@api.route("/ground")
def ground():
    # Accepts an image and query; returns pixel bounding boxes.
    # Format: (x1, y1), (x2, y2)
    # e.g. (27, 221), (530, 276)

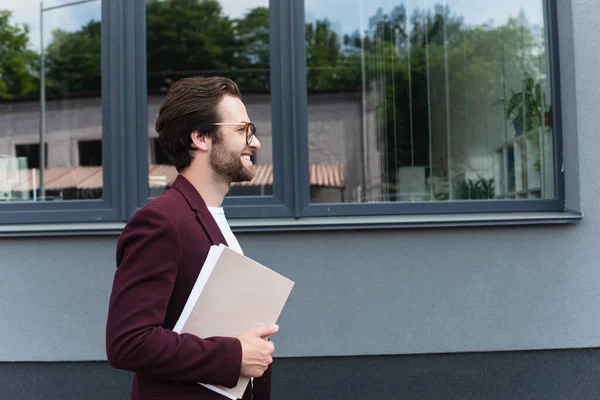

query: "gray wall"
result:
(0, 222), (598, 362)
(1, 0), (599, 365)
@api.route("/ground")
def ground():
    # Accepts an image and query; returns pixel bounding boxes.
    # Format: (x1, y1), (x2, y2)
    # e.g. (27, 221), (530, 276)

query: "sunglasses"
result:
(212, 122), (257, 146)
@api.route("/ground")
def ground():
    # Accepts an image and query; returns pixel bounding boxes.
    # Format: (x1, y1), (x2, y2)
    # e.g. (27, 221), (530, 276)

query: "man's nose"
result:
(250, 136), (262, 150)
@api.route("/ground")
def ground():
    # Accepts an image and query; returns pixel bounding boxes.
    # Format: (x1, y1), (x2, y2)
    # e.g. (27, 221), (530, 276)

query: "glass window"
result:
(0, 0), (102, 202)
(304, 0), (554, 204)
(150, 138), (170, 165)
(15, 143), (48, 169)
(78, 140), (101, 166)
(146, 0), (273, 198)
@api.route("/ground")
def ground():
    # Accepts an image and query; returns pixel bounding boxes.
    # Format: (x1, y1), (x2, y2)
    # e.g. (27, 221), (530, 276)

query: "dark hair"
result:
(155, 76), (242, 172)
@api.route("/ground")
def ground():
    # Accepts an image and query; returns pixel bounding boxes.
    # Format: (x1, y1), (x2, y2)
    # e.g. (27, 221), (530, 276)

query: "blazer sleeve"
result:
(105, 206), (242, 388)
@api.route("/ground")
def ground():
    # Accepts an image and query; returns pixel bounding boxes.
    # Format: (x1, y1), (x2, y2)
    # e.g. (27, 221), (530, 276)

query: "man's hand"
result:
(237, 325), (279, 378)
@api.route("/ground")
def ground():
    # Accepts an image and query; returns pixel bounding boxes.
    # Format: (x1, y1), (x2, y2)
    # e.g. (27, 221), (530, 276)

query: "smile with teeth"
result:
(242, 155), (253, 163)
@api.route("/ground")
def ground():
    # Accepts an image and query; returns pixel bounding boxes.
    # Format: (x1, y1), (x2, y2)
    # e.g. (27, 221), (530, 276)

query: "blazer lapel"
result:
(195, 208), (228, 247)
(171, 174), (228, 246)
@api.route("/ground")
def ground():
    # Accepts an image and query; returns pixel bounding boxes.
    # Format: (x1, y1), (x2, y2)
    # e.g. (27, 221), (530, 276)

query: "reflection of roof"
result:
(3, 163), (345, 191)
(309, 163), (345, 187)
(6, 166), (101, 191)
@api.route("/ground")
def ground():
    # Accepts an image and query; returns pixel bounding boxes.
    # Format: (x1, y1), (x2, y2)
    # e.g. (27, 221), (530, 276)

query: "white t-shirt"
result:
(208, 207), (243, 255)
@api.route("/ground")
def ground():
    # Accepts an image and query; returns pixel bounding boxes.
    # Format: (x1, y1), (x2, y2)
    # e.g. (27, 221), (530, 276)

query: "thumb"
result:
(254, 324), (279, 337)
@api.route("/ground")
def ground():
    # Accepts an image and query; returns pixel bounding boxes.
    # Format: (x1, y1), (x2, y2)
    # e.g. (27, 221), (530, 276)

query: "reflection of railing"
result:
(0, 156), (26, 200)
(494, 127), (554, 199)
(39, 0), (101, 199)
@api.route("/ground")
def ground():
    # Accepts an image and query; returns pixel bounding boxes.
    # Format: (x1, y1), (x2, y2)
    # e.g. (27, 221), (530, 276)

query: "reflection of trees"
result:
(0, 1), (273, 99)
(0, 10), (39, 99)
(147, 0), (236, 92)
(0, 2), (544, 96)
(147, 0), (271, 92)
(0, 1), (547, 200)
(45, 21), (102, 97)
(303, 5), (545, 200)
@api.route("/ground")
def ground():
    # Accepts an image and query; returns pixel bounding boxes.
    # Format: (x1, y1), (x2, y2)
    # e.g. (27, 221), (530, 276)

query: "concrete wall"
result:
(0, 219), (598, 362)
(0, 0), (598, 373)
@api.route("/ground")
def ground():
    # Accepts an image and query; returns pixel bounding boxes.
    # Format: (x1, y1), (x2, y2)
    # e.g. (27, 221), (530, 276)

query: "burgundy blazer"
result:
(106, 175), (272, 400)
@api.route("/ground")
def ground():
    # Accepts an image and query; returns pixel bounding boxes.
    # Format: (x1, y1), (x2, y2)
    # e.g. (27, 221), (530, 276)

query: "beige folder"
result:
(173, 244), (295, 399)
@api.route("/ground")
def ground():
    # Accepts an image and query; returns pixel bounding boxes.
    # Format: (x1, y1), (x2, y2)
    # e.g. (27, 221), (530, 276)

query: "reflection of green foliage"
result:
(435, 191), (449, 201)
(0, 1), (275, 98)
(146, 1), (272, 92)
(45, 21), (102, 97)
(0, 0), (546, 134)
(455, 177), (495, 200)
(321, 5), (544, 194)
(0, 10), (39, 99)
(505, 73), (545, 132)
(234, 6), (270, 89)
(146, 0), (237, 92)
(434, 175), (496, 200)
(147, 1), (276, 92)
(434, 177), (495, 200)
(0, 1), (546, 202)
(306, 20), (342, 90)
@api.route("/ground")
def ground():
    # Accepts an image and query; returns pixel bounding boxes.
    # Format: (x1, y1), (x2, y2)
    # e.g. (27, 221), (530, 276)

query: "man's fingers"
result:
(254, 324), (279, 337)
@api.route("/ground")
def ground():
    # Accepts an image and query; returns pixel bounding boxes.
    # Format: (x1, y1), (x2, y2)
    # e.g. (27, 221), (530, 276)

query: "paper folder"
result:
(173, 244), (295, 399)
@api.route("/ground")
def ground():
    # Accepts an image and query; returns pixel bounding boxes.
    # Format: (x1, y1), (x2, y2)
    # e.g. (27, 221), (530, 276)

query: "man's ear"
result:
(190, 131), (210, 152)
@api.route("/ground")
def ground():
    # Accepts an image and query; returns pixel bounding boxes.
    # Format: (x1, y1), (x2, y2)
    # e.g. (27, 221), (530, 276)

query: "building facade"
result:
(1, 0), (599, 398)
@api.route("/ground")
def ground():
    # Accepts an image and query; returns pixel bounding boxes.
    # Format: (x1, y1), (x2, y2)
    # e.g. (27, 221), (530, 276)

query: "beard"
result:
(210, 143), (254, 183)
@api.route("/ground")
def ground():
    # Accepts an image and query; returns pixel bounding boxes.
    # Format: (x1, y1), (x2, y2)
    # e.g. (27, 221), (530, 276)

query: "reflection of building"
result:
(0, 76), (556, 204)
(1, 78), (557, 203)
(0, 163), (345, 201)
(0, 92), (379, 202)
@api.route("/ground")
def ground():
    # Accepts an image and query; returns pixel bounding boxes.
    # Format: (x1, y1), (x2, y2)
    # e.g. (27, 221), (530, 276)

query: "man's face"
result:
(210, 95), (261, 183)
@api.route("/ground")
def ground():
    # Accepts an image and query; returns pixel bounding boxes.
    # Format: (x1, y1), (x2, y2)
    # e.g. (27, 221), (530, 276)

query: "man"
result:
(106, 76), (278, 400)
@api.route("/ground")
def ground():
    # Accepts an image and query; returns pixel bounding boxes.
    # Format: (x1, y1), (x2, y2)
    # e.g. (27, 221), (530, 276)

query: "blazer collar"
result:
(171, 174), (228, 246)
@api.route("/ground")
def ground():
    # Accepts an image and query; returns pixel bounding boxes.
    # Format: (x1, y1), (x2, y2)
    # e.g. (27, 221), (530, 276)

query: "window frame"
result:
(293, 0), (567, 218)
(0, 0), (128, 224)
(133, 0), (297, 220)
(14, 143), (49, 170)
(0, 0), (581, 232)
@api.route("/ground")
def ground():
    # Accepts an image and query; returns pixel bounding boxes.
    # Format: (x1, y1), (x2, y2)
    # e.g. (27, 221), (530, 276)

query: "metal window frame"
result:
(0, 0), (581, 232)
(133, 0), (296, 219)
(293, 0), (568, 219)
(0, 0), (128, 224)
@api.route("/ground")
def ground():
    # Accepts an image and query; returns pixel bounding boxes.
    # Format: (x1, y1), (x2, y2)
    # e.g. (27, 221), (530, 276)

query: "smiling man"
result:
(106, 77), (278, 400)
